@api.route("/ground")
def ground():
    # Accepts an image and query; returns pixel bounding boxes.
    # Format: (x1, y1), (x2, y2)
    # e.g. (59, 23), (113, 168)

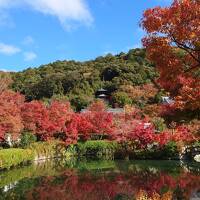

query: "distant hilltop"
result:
(10, 48), (159, 111)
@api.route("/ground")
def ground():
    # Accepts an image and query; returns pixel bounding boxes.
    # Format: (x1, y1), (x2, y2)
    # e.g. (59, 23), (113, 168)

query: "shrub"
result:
(161, 141), (179, 159)
(152, 117), (167, 132)
(65, 144), (78, 158)
(77, 140), (118, 159)
(131, 141), (178, 160)
(70, 95), (93, 112)
(143, 104), (161, 118)
(0, 148), (34, 170)
(154, 89), (166, 103)
(112, 91), (132, 107)
(133, 148), (159, 160)
(19, 132), (37, 148)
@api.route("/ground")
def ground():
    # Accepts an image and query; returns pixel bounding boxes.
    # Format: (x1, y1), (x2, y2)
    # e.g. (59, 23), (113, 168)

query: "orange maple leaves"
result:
(141, 0), (200, 111)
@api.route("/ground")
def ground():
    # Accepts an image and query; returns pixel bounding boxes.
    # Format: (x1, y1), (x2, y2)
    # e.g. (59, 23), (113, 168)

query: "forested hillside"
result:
(11, 48), (158, 110)
(0, 0), (199, 175)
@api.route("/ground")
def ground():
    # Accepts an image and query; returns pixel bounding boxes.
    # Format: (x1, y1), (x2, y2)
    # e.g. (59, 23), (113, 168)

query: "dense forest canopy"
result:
(11, 48), (158, 110)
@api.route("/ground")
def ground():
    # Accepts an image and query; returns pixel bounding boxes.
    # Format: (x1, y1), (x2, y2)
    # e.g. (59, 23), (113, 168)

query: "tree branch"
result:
(171, 35), (200, 70)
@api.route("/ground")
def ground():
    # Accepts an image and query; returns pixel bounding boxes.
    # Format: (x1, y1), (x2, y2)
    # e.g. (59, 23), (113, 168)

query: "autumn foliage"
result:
(141, 0), (200, 111)
(119, 83), (158, 103)
(0, 90), (24, 141)
(0, 90), (197, 148)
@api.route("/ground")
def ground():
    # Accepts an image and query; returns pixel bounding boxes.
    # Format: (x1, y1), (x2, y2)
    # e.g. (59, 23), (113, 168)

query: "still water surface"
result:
(0, 159), (200, 200)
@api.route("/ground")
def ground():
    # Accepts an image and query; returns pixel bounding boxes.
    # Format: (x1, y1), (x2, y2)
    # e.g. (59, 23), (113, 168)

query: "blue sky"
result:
(0, 0), (172, 72)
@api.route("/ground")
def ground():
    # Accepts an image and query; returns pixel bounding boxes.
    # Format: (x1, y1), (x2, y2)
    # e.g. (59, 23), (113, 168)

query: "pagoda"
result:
(95, 88), (110, 103)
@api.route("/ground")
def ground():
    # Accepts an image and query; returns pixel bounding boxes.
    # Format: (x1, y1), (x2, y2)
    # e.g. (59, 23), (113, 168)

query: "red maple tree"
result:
(141, 0), (200, 111)
(0, 90), (24, 141)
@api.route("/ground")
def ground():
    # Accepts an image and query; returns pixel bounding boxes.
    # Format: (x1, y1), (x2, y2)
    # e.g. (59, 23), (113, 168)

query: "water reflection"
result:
(0, 160), (200, 200)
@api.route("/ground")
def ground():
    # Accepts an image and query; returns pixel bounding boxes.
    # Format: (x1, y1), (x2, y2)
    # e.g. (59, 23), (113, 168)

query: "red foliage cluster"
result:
(171, 126), (195, 144)
(141, 0), (200, 111)
(112, 119), (156, 148)
(0, 90), (24, 141)
(175, 76), (200, 110)
(113, 121), (165, 149)
(64, 113), (93, 145)
(112, 114), (195, 149)
(21, 100), (73, 141)
(86, 111), (114, 136)
(0, 90), (196, 147)
(154, 126), (195, 147)
(21, 101), (49, 139)
(159, 104), (177, 117)
(0, 127), (5, 142)
(0, 92), (115, 145)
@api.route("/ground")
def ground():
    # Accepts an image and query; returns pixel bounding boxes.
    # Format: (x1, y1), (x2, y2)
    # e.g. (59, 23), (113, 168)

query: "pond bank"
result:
(0, 140), (200, 170)
(72, 140), (200, 162)
(0, 141), (68, 170)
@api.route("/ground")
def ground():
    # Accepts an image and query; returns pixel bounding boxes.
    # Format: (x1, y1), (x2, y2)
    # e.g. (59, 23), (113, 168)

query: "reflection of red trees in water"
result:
(26, 169), (200, 200)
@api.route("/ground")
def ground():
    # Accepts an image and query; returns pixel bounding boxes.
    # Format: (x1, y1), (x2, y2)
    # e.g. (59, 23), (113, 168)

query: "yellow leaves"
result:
(136, 190), (173, 200)
(190, 32), (196, 39)
(194, 41), (200, 50)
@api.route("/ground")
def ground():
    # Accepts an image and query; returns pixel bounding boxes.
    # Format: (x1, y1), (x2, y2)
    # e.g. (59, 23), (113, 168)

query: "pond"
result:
(0, 159), (200, 200)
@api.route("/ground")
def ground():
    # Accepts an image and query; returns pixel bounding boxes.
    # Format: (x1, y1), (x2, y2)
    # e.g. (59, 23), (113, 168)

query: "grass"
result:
(0, 148), (34, 170)
(0, 140), (67, 170)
